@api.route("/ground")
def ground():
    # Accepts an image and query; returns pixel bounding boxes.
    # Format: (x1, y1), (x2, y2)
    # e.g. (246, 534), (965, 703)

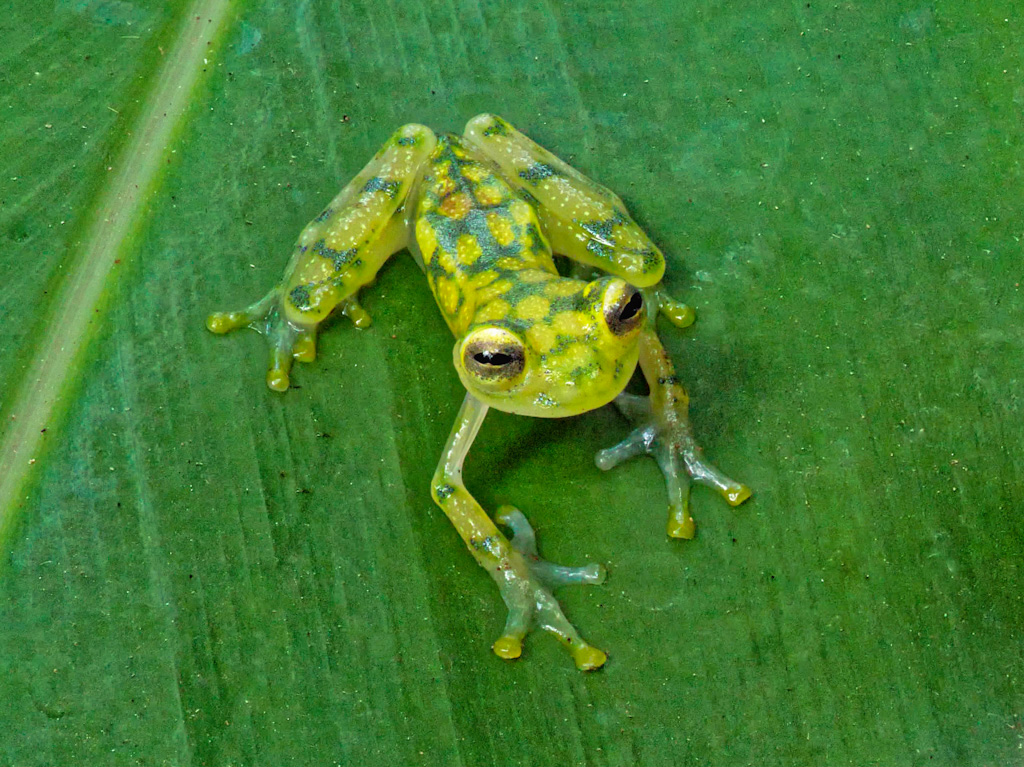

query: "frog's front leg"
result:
(596, 327), (750, 539)
(206, 123), (437, 390)
(433, 394), (608, 670)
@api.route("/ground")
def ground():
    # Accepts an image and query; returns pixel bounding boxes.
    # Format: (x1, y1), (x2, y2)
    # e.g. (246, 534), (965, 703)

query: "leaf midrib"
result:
(0, 0), (233, 552)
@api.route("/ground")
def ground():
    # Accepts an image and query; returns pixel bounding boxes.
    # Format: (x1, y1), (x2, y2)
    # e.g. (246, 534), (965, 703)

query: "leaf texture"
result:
(1, 1), (1022, 765)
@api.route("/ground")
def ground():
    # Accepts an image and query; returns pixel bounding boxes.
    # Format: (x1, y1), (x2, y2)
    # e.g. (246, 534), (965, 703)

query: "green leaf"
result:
(1, 1), (1022, 765)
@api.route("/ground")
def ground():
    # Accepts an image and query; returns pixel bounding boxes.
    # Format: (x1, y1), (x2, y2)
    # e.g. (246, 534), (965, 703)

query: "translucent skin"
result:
(411, 133), (646, 416)
(206, 114), (750, 670)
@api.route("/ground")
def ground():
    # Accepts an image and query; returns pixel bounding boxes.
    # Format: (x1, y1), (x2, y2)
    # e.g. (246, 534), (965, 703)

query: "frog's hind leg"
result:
(464, 113), (666, 288)
(433, 394), (609, 671)
(464, 113), (697, 327)
(206, 286), (306, 390)
(595, 329), (750, 539)
(206, 286), (278, 335)
(496, 506), (606, 586)
(206, 123), (438, 391)
(492, 506), (607, 666)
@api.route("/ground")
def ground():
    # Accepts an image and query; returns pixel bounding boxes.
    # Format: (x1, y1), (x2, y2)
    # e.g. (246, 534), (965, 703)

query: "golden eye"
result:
(603, 284), (644, 336)
(462, 327), (526, 383)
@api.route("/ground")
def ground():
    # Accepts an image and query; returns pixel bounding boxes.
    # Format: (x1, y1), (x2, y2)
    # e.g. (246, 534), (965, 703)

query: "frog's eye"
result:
(603, 283), (645, 336)
(461, 327), (526, 385)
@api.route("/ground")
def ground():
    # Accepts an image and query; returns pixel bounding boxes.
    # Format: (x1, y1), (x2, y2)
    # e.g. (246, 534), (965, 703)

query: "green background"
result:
(2, 0), (1022, 764)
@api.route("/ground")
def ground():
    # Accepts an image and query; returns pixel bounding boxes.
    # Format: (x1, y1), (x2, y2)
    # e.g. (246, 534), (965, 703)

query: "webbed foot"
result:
(490, 506), (608, 670)
(206, 290), (371, 391)
(596, 393), (750, 539)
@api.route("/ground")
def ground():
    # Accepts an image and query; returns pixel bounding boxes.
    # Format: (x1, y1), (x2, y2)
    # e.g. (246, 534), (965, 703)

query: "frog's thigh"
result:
(220, 124), (436, 392)
(463, 113), (664, 287)
(283, 123), (437, 327)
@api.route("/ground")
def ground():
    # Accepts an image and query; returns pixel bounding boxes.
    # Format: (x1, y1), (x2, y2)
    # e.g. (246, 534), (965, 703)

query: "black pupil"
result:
(618, 291), (643, 322)
(474, 350), (513, 366)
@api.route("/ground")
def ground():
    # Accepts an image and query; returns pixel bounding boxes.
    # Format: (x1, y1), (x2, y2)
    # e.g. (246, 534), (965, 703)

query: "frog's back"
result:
(414, 134), (558, 334)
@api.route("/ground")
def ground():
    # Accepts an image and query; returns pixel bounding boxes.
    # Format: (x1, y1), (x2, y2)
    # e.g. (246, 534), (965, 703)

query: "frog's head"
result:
(453, 277), (644, 417)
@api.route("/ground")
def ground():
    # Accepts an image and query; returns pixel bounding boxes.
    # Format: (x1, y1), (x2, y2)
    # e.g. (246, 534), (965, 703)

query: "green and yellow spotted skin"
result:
(464, 114), (666, 287)
(206, 114), (750, 670)
(414, 133), (557, 333)
(207, 117), (658, 402)
(281, 124), (437, 327)
(415, 134), (641, 416)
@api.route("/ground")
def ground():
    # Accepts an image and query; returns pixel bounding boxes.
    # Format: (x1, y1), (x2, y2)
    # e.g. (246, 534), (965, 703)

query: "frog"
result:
(206, 114), (750, 670)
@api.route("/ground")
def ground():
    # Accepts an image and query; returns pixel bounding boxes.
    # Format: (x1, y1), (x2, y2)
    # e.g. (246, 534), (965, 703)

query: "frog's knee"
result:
(393, 123), (435, 148)
(464, 113), (512, 138)
(430, 477), (457, 506)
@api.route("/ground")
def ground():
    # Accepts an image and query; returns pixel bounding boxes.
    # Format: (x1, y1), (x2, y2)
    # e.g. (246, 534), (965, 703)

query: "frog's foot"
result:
(206, 288), (320, 392)
(595, 394), (750, 539)
(490, 505), (608, 671)
(643, 286), (696, 329)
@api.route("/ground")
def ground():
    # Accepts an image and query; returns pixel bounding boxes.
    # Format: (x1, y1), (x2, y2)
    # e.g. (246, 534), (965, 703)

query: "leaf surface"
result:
(1, 2), (1021, 765)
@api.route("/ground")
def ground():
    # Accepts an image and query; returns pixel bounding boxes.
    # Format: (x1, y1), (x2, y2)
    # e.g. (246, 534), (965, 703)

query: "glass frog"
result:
(206, 114), (750, 670)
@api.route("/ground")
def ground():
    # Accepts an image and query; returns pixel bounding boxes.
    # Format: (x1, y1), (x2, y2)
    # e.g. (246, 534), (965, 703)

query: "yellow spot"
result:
(551, 310), (590, 336)
(453, 302), (473, 331)
(514, 295), (550, 322)
(461, 163), (489, 183)
(509, 200), (533, 225)
(439, 192), (472, 219)
(525, 324), (557, 355)
(416, 219), (439, 258)
(545, 279), (585, 298)
(436, 245), (458, 278)
(487, 212), (516, 247)
(518, 269), (553, 284)
(470, 270), (499, 290)
(494, 256), (526, 271)
(431, 175), (456, 200)
(518, 250), (553, 271)
(436, 276), (461, 317)
(475, 278), (513, 304)
(474, 299), (511, 323)
(475, 182), (505, 206)
(456, 234), (483, 266)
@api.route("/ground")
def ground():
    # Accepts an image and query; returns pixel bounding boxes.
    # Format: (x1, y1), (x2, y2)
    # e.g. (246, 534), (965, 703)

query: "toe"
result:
(570, 641), (607, 671)
(725, 484), (752, 506)
(666, 509), (696, 539)
(493, 635), (523, 660)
